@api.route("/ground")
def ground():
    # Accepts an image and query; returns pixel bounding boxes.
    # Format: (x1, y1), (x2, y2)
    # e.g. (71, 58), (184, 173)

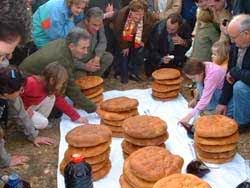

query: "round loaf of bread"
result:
(122, 115), (167, 139)
(152, 68), (180, 80)
(66, 124), (112, 147)
(75, 76), (103, 90)
(128, 146), (184, 181)
(100, 97), (139, 112)
(153, 173), (211, 188)
(152, 82), (180, 92)
(195, 115), (238, 138)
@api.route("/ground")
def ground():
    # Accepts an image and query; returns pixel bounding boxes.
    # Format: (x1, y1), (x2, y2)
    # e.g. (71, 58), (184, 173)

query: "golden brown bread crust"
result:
(101, 121), (124, 132)
(196, 143), (237, 153)
(122, 115), (167, 139)
(75, 76), (103, 90)
(123, 151), (129, 160)
(65, 142), (111, 159)
(100, 97), (139, 112)
(121, 140), (165, 155)
(195, 144), (236, 159)
(152, 82), (180, 92)
(112, 131), (124, 138)
(97, 106), (139, 121)
(82, 84), (103, 96)
(194, 132), (239, 145)
(102, 118), (124, 127)
(123, 159), (155, 188)
(129, 146), (184, 182)
(85, 88), (104, 99)
(152, 68), (181, 80)
(124, 133), (168, 146)
(195, 115), (238, 138)
(66, 124), (112, 147)
(155, 78), (182, 85)
(91, 158), (109, 172)
(119, 175), (135, 188)
(89, 94), (103, 104)
(92, 159), (111, 181)
(152, 96), (178, 101)
(197, 152), (235, 164)
(63, 147), (110, 165)
(153, 173), (211, 188)
(152, 90), (179, 99)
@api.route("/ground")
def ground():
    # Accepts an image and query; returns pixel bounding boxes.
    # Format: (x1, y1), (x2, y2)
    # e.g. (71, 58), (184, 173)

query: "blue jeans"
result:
(196, 82), (222, 111)
(227, 81), (250, 126)
(116, 47), (144, 83)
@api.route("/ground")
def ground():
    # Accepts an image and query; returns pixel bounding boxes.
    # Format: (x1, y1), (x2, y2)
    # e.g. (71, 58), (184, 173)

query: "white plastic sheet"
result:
(57, 89), (248, 188)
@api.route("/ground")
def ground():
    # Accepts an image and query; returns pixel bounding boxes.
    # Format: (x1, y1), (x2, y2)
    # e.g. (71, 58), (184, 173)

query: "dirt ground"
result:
(1, 72), (250, 188)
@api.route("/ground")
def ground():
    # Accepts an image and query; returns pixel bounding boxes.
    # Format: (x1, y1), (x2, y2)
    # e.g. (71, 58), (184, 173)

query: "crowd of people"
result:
(0, 0), (250, 175)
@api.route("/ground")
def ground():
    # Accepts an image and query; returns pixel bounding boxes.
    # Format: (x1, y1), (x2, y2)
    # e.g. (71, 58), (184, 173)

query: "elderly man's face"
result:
(0, 37), (20, 63)
(227, 22), (250, 49)
(208, 0), (225, 11)
(69, 39), (90, 59)
(85, 18), (103, 35)
(166, 19), (179, 35)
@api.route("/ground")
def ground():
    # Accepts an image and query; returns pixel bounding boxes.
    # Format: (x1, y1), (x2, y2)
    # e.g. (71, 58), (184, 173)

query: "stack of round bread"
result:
(121, 115), (168, 159)
(75, 76), (104, 105)
(119, 146), (184, 188)
(97, 97), (139, 138)
(60, 124), (112, 181)
(194, 115), (239, 164)
(151, 68), (181, 101)
(153, 173), (211, 188)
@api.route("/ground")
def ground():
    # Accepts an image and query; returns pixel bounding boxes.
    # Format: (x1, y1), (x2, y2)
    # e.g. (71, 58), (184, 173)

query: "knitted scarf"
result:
(122, 11), (143, 48)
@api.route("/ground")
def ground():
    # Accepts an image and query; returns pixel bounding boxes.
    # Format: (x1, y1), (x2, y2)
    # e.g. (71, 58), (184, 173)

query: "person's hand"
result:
(75, 117), (88, 124)
(226, 72), (235, 85)
(172, 35), (186, 46)
(84, 59), (100, 72)
(188, 98), (198, 108)
(162, 56), (172, 64)
(180, 114), (193, 124)
(93, 56), (100, 65)
(215, 104), (227, 115)
(152, 12), (160, 20)
(105, 3), (113, 13)
(220, 22), (228, 35)
(104, 4), (114, 18)
(122, 48), (129, 56)
(33, 136), (55, 147)
(9, 155), (29, 167)
(26, 107), (34, 118)
(104, 11), (115, 19)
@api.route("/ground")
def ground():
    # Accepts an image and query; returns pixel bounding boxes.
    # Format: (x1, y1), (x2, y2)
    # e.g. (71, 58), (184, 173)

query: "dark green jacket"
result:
(19, 39), (96, 113)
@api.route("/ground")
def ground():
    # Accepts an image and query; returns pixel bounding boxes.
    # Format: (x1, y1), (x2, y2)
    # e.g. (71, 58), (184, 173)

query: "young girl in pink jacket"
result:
(180, 60), (226, 124)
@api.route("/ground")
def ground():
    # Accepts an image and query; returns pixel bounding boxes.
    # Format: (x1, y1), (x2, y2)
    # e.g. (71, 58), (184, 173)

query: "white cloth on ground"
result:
(57, 89), (248, 188)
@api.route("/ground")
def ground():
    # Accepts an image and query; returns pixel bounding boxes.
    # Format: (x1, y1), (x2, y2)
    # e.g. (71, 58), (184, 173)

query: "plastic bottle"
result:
(64, 154), (93, 188)
(3, 173), (31, 188)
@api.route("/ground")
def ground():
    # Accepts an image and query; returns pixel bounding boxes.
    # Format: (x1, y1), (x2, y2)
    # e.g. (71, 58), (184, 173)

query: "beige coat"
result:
(212, 8), (232, 42)
(159, 0), (182, 20)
